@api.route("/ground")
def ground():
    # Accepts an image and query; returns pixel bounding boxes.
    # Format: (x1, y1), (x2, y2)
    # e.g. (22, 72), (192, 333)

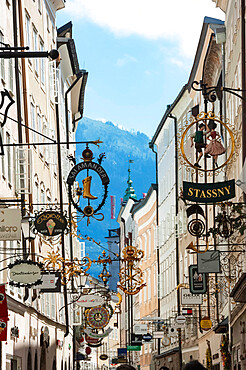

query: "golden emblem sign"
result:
(118, 245), (146, 295)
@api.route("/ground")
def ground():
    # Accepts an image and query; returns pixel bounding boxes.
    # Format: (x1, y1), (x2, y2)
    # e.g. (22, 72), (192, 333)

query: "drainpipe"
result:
(241, 0), (246, 166)
(149, 142), (160, 360)
(55, 103), (69, 337)
(168, 113), (183, 369)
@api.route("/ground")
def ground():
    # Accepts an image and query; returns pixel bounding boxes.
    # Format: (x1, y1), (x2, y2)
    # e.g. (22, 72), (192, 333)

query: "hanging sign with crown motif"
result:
(67, 147), (110, 225)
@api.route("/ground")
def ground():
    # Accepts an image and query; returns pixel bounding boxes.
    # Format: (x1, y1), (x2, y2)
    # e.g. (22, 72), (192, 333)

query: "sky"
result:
(57, 0), (224, 138)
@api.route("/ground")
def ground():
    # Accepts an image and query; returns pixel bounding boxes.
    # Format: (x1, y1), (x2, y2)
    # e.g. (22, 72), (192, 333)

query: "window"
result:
(6, 132), (11, 184)
(34, 177), (39, 210)
(51, 294), (55, 319)
(33, 27), (38, 74)
(37, 112), (42, 154)
(40, 183), (45, 205)
(8, 59), (13, 91)
(38, 0), (42, 13)
(46, 14), (50, 32)
(0, 32), (5, 80)
(148, 269), (151, 300)
(40, 40), (45, 85)
(25, 14), (31, 48)
(1, 128), (5, 178)
(30, 102), (36, 142)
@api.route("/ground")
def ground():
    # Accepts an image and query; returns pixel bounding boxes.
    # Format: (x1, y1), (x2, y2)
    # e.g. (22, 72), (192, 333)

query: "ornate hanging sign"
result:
(8, 260), (43, 287)
(183, 180), (235, 203)
(189, 265), (207, 294)
(86, 306), (110, 329)
(178, 111), (240, 176)
(67, 147), (109, 225)
(34, 211), (68, 237)
(200, 317), (212, 331)
(197, 251), (221, 274)
(118, 245), (146, 295)
(76, 294), (104, 308)
(84, 327), (113, 338)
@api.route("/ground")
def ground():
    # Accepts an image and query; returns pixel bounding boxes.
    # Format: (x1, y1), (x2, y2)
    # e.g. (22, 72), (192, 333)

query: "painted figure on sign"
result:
(190, 122), (210, 168)
(204, 127), (226, 167)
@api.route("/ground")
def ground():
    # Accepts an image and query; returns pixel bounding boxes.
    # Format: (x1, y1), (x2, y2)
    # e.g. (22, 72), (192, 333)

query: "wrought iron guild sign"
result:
(67, 147), (110, 225)
(118, 245), (146, 295)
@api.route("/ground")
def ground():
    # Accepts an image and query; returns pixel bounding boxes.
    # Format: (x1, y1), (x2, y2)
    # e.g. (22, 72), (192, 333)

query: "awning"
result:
(70, 71), (88, 125)
(214, 317), (228, 334)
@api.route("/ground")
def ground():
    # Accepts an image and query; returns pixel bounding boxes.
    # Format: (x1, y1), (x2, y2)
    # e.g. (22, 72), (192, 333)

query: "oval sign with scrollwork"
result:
(34, 211), (67, 237)
(9, 260), (42, 286)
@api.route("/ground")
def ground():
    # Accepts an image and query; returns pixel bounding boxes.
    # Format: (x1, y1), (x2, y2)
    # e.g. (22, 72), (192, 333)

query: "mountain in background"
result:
(75, 117), (155, 279)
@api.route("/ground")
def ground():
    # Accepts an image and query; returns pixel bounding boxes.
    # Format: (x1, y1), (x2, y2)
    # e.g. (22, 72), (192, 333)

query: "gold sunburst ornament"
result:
(43, 251), (91, 284)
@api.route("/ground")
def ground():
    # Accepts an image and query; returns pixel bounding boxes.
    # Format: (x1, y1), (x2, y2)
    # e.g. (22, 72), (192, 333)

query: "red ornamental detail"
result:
(0, 285), (8, 342)
(85, 346), (91, 355)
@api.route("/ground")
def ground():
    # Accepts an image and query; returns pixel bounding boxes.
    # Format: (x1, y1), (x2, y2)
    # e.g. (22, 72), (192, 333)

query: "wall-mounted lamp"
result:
(21, 216), (36, 240)
(215, 27), (226, 44)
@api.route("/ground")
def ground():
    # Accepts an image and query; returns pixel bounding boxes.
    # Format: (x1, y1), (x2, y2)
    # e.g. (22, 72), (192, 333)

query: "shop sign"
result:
(131, 333), (143, 346)
(197, 251), (221, 274)
(118, 348), (127, 358)
(152, 331), (165, 339)
(175, 315), (186, 326)
(181, 288), (203, 305)
(84, 327), (113, 338)
(182, 308), (193, 315)
(142, 333), (152, 342)
(189, 265), (207, 294)
(0, 209), (21, 240)
(135, 323), (148, 334)
(0, 317), (8, 341)
(100, 354), (108, 361)
(10, 326), (19, 338)
(34, 211), (67, 237)
(9, 260), (42, 287)
(127, 345), (141, 351)
(162, 336), (171, 347)
(200, 317), (212, 331)
(0, 285), (7, 317)
(76, 294), (104, 307)
(37, 272), (61, 293)
(183, 180), (235, 203)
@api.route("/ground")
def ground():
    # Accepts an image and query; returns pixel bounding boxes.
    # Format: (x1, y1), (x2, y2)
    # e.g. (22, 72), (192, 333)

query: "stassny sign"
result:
(183, 180), (235, 203)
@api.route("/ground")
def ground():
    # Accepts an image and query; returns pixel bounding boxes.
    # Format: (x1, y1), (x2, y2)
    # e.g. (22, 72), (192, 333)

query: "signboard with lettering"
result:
(200, 317), (212, 331)
(34, 211), (67, 237)
(197, 251), (221, 274)
(76, 294), (104, 308)
(189, 265), (207, 294)
(181, 288), (203, 305)
(36, 272), (61, 293)
(183, 180), (235, 203)
(0, 209), (21, 240)
(8, 260), (42, 287)
(134, 324), (148, 334)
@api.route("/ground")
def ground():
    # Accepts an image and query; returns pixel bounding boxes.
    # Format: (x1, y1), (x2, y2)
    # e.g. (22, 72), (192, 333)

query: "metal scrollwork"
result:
(118, 245), (146, 295)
